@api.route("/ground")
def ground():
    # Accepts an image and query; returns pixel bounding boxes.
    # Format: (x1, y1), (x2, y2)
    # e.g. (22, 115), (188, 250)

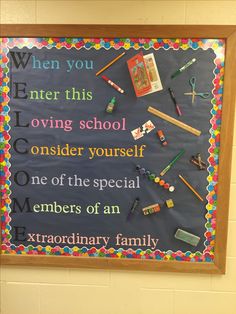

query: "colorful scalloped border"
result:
(0, 38), (225, 262)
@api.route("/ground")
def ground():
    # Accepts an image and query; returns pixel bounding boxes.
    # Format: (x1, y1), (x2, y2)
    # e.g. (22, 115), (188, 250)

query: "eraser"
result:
(174, 229), (200, 246)
(166, 199), (174, 208)
(142, 203), (160, 215)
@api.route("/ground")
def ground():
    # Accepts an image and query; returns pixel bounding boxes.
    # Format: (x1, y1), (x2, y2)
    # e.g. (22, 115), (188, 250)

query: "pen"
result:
(168, 88), (182, 116)
(160, 149), (185, 176)
(101, 75), (125, 94)
(127, 197), (140, 220)
(171, 58), (196, 79)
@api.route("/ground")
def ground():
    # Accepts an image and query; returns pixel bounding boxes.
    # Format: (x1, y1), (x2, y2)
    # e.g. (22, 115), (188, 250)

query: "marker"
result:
(96, 52), (126, 76)
(178, 174), (204, 202)
(102, 75), (124, 94)
(168, 88), (182, 116)
(127, 197), (140, 220)
(171, 58), (196, 79)
(160, 149), (185, 176)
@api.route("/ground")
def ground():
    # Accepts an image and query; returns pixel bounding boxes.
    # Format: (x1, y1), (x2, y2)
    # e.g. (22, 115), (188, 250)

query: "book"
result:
(127, 52), (163, 97)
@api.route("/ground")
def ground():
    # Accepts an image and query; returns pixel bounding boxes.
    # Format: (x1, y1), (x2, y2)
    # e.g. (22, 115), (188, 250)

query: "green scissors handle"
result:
(189, 77), (210, 98)
(195, 92), (211, 99)
(189, 77), (196, 90)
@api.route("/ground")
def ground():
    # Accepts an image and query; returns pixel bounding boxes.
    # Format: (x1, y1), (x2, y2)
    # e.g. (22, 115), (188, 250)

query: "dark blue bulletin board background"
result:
(7, 40), (216, 255)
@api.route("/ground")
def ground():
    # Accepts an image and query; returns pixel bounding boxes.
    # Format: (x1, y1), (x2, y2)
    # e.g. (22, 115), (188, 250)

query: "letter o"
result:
(54, 236), (62, 244)
(112, 121), (121, 130)
(86, 205), (95, 214)
(96, 148), (104, 157)
(31, 146), (39, 155)
(51, 177), (60, 185)
(31, 119), (40, 127)
(14, 170), (30, 186)
(103, 121), (111, 130)
(75, 60), (83, 69)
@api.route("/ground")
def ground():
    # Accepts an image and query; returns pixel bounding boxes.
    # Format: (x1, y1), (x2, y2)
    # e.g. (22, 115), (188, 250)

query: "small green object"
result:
(148, 174), (156, 181)
(175, 228), (200, 247)
(106, 97), (116, 113)
(148, 207), (155, 214)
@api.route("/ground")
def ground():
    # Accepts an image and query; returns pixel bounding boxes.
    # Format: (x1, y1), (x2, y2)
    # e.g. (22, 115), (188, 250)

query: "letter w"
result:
(10, 51), (32, 69)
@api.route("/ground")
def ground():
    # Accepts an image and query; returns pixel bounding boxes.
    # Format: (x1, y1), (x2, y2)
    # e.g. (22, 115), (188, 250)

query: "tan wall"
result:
(0, 1), (236, 314)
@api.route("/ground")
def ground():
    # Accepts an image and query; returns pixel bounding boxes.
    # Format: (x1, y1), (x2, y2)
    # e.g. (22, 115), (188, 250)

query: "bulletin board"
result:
(1, 25), (236, 273)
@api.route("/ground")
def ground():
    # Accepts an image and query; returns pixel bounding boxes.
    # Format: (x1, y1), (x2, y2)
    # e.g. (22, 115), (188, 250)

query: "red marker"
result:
(101, 75), (124, 94)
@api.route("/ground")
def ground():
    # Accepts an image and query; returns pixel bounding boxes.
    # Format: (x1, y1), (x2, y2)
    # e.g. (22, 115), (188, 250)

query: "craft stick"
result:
(178, 174), (204, 202)
(96, 52), (126, 76)
(147, 106), (201, 136)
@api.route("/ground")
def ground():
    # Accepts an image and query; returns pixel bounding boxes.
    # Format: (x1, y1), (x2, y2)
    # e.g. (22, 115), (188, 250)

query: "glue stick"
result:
(106, 97), (116, 113)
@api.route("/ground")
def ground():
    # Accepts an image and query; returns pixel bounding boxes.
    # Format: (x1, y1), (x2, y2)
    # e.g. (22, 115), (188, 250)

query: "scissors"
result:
(184, 77), (211, 103)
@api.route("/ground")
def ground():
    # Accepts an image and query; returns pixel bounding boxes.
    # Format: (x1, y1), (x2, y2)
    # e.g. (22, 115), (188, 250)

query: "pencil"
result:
(96, 52), (126, 76)
(178, 174), (204, 202)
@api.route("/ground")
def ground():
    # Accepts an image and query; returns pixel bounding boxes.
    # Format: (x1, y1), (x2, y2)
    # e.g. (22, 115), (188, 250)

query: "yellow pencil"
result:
(178, 174), (204, 202)
(96, 52), (126, 76)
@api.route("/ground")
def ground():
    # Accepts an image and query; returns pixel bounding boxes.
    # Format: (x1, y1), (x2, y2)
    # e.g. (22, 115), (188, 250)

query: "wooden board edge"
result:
(1, 25), (235, 273)
(0, 24), (236, 38)
(0, 254), (223, 274)
(213, 29), (236, 273)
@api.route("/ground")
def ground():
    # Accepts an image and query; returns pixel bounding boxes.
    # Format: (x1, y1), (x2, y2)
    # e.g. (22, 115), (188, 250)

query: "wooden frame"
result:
(1, 25), (236, 274)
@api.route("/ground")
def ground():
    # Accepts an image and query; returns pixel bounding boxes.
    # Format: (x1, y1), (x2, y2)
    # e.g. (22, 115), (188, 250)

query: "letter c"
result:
(13, 138), (29, 154)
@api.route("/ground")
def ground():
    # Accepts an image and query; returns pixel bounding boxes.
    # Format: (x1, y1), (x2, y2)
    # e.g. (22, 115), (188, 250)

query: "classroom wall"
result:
(0, 1), (236, 314)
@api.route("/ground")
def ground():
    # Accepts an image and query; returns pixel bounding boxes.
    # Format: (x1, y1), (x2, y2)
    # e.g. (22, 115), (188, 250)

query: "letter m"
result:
(10, 51), (32, 69)
(11, 197), (32, 213)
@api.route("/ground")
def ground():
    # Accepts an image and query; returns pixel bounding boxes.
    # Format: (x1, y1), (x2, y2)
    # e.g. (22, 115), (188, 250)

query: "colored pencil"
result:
(178, 174), (204, 202)
(96, 52), (126, 76)
(147, 106), (201, 136)
(160, 149), (185, 176)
